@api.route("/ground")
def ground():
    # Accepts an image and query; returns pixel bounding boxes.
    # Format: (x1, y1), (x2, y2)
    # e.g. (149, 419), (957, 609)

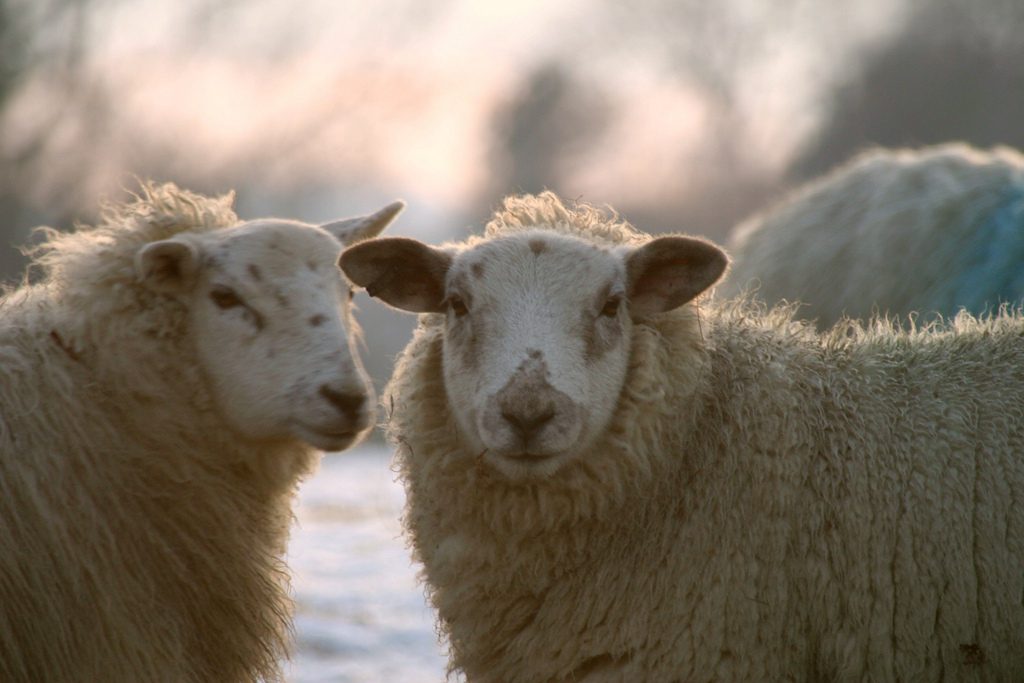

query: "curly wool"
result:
(723, 143), (1024, 328)
(483, 191), (648, 247)
(386, 195), (1024, 682)
(0, 183), (317, 682)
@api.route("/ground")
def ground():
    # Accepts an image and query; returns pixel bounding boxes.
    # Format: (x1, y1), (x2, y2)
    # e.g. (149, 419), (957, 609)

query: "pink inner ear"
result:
(366, 267), (440, 305)
(340, 237), (451, 313)
(627, 237), (728, 315)
(629, 259), (696, 314)
(634, 268), (682, 304)
(151, 251), (184, 281)
(139, 241), (198, 292)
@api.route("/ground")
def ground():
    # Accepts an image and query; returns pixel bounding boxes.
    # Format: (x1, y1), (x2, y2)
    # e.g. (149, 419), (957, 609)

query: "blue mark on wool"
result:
(950, 185), (1024, 316)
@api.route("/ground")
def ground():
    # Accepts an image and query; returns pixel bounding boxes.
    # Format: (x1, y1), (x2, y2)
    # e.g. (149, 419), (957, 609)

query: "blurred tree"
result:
(0, 0), (106, 283)
(580, 0), (847, 238)
(607, 0), (773, 183)
(485, 61), (611, 203)
(791, 0), (1024, 179)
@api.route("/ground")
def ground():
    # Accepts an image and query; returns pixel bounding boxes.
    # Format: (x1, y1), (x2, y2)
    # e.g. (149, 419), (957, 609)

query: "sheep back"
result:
(0, 184), (315, 682)
(386, 196), (1024, 682)
(723, 143), (1024, 328)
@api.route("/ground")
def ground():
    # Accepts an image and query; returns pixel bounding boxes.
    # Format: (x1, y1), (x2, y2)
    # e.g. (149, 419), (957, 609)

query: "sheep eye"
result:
(448, 295), (469, 317)
(347, 288), (356, 301)
(210, 286), (243, 309)
(600, 295), (621, 318)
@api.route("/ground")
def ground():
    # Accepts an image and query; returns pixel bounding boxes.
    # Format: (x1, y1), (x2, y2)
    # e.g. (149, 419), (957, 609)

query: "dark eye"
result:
(347, 288), (356, 301)
(448, 295), (469, 317)
(210, 285), (243, 309)
(600, 295), (621, 318)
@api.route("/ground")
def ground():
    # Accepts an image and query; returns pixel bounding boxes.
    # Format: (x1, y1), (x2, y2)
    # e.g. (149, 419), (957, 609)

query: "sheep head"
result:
(135, 200), (404, 452)
(341, 228), (726, 479)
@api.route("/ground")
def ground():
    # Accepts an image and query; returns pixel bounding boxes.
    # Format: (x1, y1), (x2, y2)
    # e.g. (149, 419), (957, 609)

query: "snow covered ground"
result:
(285, 444), (449, 682)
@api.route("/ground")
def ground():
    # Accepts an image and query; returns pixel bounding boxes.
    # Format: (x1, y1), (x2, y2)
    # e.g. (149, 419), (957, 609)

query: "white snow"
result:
(286, 444), (450, 682)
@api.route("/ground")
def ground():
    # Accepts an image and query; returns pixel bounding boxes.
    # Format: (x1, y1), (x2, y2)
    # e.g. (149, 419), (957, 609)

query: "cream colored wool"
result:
(0, 185), (332, 682)
(722, 143), (1024, 328)
(385, 195), (1024, 682)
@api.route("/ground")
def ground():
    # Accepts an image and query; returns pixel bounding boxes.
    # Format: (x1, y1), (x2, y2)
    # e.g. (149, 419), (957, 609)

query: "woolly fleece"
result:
(723, 143), (1024, 328)
(386, 192), (1024, 682)
(0, 184), (317, 682)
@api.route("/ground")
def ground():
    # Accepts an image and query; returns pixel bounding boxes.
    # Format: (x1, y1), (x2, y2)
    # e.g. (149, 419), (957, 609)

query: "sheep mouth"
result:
(506, 451), (556, 462)
(487, 448), (573, 480)
(499, 448), (572, 468)
(292, 422), (365, 451)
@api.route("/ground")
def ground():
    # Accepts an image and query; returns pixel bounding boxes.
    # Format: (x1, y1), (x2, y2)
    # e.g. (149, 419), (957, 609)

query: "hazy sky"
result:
(36, 0), (906, 222)
(0, 0), (955, 392)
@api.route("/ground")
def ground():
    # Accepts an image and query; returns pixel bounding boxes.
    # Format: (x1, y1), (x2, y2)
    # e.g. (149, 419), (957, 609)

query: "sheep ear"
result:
(626, 236), (728, 316)
(135, 238), (201, 294)
(321, 200), (406, 246)
(340, 237), (451, 313)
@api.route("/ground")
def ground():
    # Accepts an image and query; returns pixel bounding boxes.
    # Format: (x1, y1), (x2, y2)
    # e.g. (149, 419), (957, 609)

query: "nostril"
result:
(501, 404), (555, 440)
(319, 385), (366, 420)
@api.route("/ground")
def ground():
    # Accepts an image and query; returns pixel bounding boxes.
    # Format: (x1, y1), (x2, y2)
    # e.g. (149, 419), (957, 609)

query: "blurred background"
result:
(5, 0), (1024, 394)
(4, 0), (1023, 679)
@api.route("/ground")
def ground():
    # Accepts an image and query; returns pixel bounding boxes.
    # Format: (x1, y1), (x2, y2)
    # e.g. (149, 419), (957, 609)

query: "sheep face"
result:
(438, 233), (632, 479)
(341, 228), (727, 479)
(136, 202), (403, 451)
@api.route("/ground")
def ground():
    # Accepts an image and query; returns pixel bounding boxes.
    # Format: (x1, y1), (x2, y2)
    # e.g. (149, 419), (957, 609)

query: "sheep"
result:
(0, 182), (403, 683)
(340, 192), (1024, 683)
(721, 143), (1024, 329)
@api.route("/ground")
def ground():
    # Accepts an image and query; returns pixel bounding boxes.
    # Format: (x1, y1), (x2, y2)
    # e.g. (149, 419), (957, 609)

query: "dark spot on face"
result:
(245, 309), (266, 332)
(529, 239), (548, 255)
(275, 291), (290, 307)
(308, 260), (318, 271)
(248, 264), (262, 281)
(486, 354), (578, 448)
(448, 273), (474, 310)
(528, 348), (543, 360)
(447, 301), (484, 372)
(309, 314), (327, 327)
(471, 262), (485, 278)
(583, 285), (624, 362)
(498, 357), (554, 418)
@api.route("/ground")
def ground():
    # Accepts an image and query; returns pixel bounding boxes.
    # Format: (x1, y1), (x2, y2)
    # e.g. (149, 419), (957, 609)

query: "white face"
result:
(441, 233), (633, 477)
(340, 227), (727, 479)
(136, 202), (403, 451)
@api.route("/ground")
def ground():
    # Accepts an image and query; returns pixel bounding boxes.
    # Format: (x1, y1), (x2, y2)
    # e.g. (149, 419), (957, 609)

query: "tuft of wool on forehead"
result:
(26, 182), (238, 289)
(483, 192), (648, 247)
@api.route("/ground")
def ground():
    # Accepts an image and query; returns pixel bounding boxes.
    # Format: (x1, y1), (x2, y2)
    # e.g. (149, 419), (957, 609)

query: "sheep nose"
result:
(319, 385), (366, 421)
(501, 402), (555, 442)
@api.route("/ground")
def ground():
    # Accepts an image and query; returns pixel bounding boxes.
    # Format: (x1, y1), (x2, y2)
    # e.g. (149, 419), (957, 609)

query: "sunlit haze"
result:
(6, 0), (906, 229)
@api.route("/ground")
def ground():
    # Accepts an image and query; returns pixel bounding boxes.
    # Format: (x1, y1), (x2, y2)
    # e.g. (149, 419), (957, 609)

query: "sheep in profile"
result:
(0, 183), (403, 682)
(722, 143), (1024, 328)
(341, 192), (1024, 682)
